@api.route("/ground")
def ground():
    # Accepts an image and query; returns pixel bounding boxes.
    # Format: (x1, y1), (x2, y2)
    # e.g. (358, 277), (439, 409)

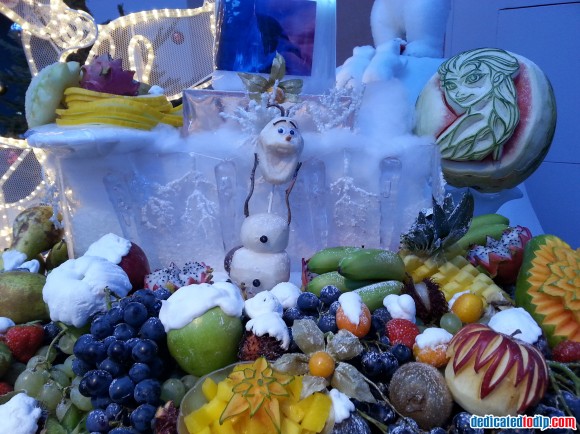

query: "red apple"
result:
(84, 233), (151, 290)
(445, 323), (548, 416)
(119, 242), (151, 290)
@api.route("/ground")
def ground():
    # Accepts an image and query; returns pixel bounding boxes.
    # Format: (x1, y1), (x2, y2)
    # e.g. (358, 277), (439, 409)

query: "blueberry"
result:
(73, 334), (97, 362)
(90, 315), (115, 340)
(72, 357), (93, 377)
(113, 323), (137, 341)
(319, 285), (341, 306)
(105, 306), (125, 325)
(153, 288), (171, 300)
(562, 390), (580, 420)
(131, 339), (158, 363)
(360, 350), (384, 380)
(147, 356), (165, 378)
(317, 314), (338, 333)
(450, 412), (483, 434)
(130, 403), (156, 432)
(389, 417), (420, 434)
(109, 376), (135, 404)
(391, 344), (413, 365)
(378, 335), (391, 348)
(134, 378), (161, 405)
(109, 428), (137, 434)
(91, 395), (112, 410)
(129, 363), (151, 383)
(86, 409), (110, 432)
(105, 402), (126, 421)
(378, 351), (399, 379)
(107, 340), (130, 363)
(367, 401), (397, 425)
(98, 358), (125, 378)
(283, 307), (304, 325)
(43, 322), (61, 345)
(139, 317), (165, 342)
(296, 292), (322, 313)
(430, 428), (448, 434)
(80, 369), (113, 398)
(131, 289), (157, 308)
(328, 301), (341, 315)
(123, 302), (149, 328)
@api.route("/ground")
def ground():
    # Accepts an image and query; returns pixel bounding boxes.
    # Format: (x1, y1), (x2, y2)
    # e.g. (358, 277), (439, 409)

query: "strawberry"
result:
(552, 340), (580, 363)
(0, 381), (13, 396)
(386, 318), (420, 349)
(4, 324), (44, 363)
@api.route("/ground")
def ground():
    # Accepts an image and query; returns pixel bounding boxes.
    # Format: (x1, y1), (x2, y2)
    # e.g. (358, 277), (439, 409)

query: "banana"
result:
(306, 271), (376, 296)
(353, 280), (403, 311)
(455, 223), (509, 251)
(470, 213), (510, 231)
(307, 246), (363, 274)
(338, 248), (406, 282)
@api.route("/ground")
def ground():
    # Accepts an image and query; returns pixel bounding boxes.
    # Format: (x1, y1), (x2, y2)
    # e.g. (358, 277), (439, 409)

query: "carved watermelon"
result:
(415, 49), (557, 193)
(514, 234), (580, 348)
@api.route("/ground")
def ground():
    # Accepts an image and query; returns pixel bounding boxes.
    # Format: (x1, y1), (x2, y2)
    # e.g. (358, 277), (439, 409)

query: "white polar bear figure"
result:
(370, 0), (451, 58)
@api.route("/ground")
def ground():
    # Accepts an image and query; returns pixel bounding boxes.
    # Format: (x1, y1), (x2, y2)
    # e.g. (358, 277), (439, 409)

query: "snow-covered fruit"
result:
(445, 323), (548, 416)
(80, 53), (140, 96)
(144, 261), (212, 291)
(467, 225), (532, 285)
(3, 324), (44, 363)
(42, 256), (132, 327)
(84, 233), (151, 290)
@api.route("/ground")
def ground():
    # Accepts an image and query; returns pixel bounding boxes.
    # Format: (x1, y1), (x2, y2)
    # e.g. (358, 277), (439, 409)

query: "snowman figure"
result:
(226, 107), (303, 298)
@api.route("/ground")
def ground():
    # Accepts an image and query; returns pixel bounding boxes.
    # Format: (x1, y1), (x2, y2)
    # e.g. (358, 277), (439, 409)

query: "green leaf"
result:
(331, 363), (376, 403)
(279, 79), (303, 95)
(269, 53), (286, 82)
(238, 72), (269, 93)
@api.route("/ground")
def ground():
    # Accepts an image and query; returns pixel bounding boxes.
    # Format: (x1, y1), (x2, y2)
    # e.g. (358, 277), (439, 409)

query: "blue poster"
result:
(215, 0), (317, 76)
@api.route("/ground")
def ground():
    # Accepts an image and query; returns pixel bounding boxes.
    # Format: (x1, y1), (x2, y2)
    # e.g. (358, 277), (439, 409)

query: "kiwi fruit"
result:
(388, 362), (453, 430)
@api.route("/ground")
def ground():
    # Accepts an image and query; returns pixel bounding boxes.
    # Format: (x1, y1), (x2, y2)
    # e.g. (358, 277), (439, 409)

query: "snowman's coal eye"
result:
(277, 128), (284, 134)
(289, 129), (295, 136)
(259, 235), (268, 243)
(252, 279), (261, 287)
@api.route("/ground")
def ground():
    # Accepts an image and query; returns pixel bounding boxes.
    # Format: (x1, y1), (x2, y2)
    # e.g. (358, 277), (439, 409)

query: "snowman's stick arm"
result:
(285, 161), (302, 225)
(244, 153), (260, 218)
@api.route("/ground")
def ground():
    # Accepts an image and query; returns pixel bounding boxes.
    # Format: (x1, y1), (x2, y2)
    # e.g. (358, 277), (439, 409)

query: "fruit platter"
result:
(0, 1), (578, 434)
(0, 186), (578, 434)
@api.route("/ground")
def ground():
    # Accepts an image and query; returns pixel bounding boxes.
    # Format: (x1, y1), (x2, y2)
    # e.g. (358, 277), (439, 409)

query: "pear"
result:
(45, 240), (69, 271)
(0, 271), (48, 323)
(11, 205), (64, 259)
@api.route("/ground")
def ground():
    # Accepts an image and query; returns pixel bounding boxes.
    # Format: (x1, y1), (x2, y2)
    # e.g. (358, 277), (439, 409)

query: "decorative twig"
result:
(285, 162), (302, 225)
(244, 153), (259, 218)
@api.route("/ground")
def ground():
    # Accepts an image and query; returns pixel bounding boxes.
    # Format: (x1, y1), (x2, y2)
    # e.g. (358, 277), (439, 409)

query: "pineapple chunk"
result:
(281, 400), (306, 423)
(205, 397), (227, 422)
(216, 380), (234, 402)
(184, 405), (213, 433)
(300, 393), (332, 432)
(202, 377), (218, 401)
(281, 417), (302, 434)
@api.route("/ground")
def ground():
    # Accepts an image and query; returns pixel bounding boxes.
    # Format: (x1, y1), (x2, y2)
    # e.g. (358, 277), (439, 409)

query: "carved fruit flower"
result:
(220, 357), (294, 431)
(445, 323), (548, 416)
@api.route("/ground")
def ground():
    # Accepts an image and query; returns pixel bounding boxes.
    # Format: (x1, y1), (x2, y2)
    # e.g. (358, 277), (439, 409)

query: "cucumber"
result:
(354, 280), (403, 311)
(338, 249), (406, 282)
(307, 246), (363, 274)
(306, 271), (377, 296)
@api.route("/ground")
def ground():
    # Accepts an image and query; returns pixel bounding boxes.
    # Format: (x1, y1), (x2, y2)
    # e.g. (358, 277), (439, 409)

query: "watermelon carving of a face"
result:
(415, 48), (557, 193)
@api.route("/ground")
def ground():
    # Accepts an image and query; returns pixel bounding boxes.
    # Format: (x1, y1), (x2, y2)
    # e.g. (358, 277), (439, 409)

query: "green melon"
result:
(514, 234), (580, 347)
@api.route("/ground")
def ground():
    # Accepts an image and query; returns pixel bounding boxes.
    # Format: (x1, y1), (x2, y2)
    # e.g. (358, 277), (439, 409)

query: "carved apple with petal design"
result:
(444, 323), (548, 416)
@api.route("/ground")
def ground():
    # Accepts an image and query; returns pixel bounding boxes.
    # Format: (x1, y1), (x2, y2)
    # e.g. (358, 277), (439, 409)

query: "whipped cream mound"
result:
(2, 250), (27, 271)
(159, 281), (244, 332)
(270, 282), (301, 309)
(245, 311), (290, 349)
(84, 232), (131, 264)
(244, 291), (283, 319)
(0, 393), (42, 434)
(338, 292), (363, 325)
(43, 255), (132, 327)
(383, 293), (416, 323)
(488, 307), (543, 344)
(329, 388), (355, 423)
(415, 327), (453, 349)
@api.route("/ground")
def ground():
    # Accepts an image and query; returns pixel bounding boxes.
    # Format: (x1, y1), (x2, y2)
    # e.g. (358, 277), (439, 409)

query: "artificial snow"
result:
(0, 393), (42, 434)
(488, 307), (543, 344)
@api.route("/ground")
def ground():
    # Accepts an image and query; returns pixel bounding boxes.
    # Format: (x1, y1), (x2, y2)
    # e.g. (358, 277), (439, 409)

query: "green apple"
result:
(167, 307), (243, 377)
